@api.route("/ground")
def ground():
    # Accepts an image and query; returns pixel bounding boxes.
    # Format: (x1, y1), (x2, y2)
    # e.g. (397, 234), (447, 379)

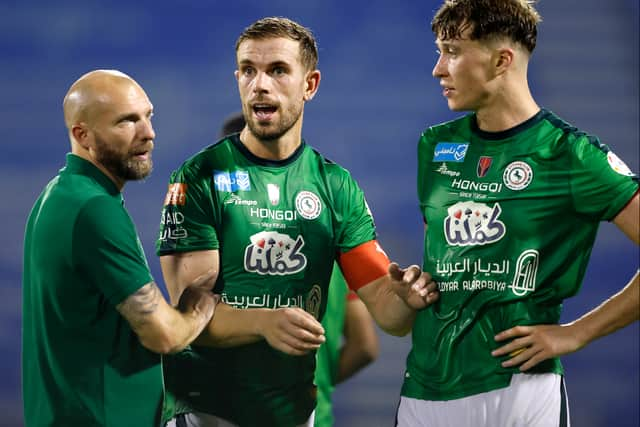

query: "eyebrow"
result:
(113, 108), (153, 124)
(238, 59), (291, 68)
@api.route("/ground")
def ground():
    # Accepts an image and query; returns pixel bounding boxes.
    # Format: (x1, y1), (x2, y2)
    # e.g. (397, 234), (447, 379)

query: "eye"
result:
(241, 66), (255, 77)
(117, 114), (139, 125)
(272, 66), (286, 76)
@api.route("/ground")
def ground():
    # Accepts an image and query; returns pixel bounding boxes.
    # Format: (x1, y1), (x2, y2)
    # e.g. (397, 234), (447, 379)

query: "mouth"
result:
(252, 103), (278, 121)
(131, 144), (153, 160)
(441, 84), (454, 97)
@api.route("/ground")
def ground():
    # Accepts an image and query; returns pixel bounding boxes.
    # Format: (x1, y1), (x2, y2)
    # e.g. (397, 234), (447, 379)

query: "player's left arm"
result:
(336, 294), (380, 383)
(339, 241), (439, 337)
(492, 192), (639, 371)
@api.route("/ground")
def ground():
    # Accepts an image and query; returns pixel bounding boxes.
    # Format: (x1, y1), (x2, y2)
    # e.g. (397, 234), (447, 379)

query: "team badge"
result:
(295, 191), (322, 220)
(267, 183), (280, 205)
(607, 152), (635, 177)
(433, 142), (469, 162)
(503, 161), (533, 191)
(477, 156), (493, 178)
(305, 285), (322, 319)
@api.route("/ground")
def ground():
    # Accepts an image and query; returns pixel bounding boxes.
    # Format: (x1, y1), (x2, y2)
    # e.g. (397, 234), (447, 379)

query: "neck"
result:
(240, 116), (304, 161)
(475, 76), (539, 133)
(71, 145), (125, 191)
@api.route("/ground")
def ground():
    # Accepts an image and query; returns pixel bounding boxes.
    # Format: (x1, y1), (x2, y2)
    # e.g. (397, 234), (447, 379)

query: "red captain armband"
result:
(346, 290), (359, 301)
(337, 240), (390, 291)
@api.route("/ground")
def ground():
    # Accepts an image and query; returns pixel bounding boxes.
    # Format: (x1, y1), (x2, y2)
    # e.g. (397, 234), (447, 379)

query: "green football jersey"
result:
(156, 135), (377, 426)
(404, 109), (639, 401)
(313, 264), (349, 427)
(23, 154), (162, 426)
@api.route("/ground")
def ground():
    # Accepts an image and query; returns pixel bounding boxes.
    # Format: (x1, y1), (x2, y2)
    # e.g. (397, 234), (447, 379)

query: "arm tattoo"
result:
(116, 282), (161, 329)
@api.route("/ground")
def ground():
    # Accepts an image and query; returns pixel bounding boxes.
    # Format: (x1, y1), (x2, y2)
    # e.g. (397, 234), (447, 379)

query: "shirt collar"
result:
(61, 153), (121, 196)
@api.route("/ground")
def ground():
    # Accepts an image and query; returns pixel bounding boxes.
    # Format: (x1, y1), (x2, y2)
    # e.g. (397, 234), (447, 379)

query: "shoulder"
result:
(77, 194), (131, 231)
(171, 137), (236, 181)
(304, 144), (356, 183)
(420, 114), (471, 142)
(536, 109), (608, 158)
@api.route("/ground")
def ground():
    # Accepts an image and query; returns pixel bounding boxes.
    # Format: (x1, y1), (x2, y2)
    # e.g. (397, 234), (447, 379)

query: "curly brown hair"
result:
(431, 0), (542, 53)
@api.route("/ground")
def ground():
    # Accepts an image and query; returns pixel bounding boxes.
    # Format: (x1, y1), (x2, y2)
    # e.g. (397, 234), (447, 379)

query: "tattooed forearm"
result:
(116, 282), (161, 329)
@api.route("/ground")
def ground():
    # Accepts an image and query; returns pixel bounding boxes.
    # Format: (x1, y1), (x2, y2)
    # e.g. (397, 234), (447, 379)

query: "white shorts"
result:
(396, 373), (570, 427)
(166, 410), (315, 427)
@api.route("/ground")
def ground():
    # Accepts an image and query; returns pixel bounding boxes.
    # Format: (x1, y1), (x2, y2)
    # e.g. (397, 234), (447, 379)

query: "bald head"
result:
(63, 69), (140, 131)
(62, 69), (155, 189)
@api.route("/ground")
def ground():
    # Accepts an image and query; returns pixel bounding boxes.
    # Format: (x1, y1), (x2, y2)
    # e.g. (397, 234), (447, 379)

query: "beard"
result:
(244, 102), (302, 142)
(94, 134), (152, 181)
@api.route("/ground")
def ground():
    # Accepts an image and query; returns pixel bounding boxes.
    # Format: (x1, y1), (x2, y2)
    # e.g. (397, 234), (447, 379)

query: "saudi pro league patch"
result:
(607, 152), (635, 177)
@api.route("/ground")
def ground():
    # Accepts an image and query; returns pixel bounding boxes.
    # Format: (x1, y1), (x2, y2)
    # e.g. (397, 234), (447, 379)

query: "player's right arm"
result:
(116, 281), (217, 354)
(160, 250), (325, 356)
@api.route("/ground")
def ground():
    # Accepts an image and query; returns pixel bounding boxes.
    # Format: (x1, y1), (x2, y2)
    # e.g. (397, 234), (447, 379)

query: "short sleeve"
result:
(156, 166), (220, 255)
(331, 171), (377, 252)
(74, 196), (153, 307)
(570, 136), (639, 220)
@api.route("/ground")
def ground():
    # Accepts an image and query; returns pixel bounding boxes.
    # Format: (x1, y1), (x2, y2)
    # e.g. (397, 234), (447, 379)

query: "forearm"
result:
(358, 277), (416, 336)
(567, 271), (639, 347)
(337, 345), (376, 383)
(193, 303), (266, 347)
(153, 305), (214, 354)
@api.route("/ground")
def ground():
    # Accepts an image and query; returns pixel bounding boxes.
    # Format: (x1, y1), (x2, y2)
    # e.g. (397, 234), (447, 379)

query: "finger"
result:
(494, 325), (529, 342)
(425, 288), (439, 304)
(491, 336), (530, 357)
(289, 309), (325, 336)
(519, 350), (545, 372)
(388, 262), (404, 280)
(403, 265), (421, 283)
(289, 327), (326, 345)
(412, 277), (439, 297)
(280, 334), (324, 352)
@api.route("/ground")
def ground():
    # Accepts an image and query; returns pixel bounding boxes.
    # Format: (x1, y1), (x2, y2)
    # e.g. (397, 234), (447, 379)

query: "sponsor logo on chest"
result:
(433, 142), (470, 162)
(213, 170), (251, 192)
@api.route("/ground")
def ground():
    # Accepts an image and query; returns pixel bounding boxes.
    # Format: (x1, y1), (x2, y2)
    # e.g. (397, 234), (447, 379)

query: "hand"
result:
(178, 286), (219, 323)
(491, 323), (585, 371)
(258, 307), (325, 356)
(388, 262), (439, 310)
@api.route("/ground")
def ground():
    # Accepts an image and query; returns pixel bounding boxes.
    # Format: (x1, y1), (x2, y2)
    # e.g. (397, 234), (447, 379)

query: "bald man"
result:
(22, 69), (217, 427)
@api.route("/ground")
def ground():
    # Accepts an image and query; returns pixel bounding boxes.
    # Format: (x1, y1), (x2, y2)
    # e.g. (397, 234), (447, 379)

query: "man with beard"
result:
(156, 17), (439, 427)
(22, 69), (218, 427)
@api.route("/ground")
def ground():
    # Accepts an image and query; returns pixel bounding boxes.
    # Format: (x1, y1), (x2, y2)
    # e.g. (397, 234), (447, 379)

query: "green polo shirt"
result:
(22, 154), (162, 426)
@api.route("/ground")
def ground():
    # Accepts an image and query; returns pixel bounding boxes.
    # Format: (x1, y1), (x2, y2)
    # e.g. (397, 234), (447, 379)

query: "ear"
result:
(303, 69), (321, 101)
(71, 123), (91, 150)
(234, 69), (240, 82)
(494, 47), (514, 76)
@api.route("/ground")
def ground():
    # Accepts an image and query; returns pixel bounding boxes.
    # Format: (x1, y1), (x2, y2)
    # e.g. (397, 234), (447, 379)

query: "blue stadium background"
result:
(1, 1), (638, 426)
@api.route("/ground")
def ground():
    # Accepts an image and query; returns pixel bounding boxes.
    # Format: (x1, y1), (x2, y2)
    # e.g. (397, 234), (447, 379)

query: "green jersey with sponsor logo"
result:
(156, 135), (377, 426)
(23, 154), (162, 427)
(404, 109), (639, 401)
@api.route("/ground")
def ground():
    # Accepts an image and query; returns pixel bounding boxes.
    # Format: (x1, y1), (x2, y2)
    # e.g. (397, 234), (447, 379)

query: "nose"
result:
(432, 55), (447, 79)
(139, 117), (155, 141)
(253, 70), (271, 94)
